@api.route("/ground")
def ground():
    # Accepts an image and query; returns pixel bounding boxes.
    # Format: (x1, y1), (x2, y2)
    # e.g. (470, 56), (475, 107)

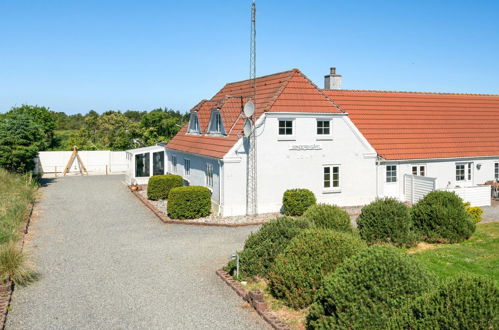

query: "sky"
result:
(1, 0), (498, 114)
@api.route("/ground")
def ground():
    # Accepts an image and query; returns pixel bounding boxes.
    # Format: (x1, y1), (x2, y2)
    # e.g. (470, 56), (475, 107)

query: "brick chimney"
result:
(324, 67), (342, 89)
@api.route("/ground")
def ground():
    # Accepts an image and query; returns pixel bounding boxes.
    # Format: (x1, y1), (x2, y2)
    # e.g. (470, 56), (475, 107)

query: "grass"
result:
(0, 169), (37, 285)
(411, 222), (499, 285)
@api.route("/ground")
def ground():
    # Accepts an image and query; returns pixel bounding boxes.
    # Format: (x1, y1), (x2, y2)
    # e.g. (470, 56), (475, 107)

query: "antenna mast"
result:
(246, 0), (257, 216)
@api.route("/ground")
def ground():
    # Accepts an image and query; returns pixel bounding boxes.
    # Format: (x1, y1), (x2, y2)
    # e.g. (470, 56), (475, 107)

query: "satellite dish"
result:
(243, 101), (255, 117)
(243, 119), (253, 137)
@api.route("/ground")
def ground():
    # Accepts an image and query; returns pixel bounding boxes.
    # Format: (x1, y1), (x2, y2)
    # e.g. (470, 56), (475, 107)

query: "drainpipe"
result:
(218, 159), (224, 216)
(375, 155), (380, 198)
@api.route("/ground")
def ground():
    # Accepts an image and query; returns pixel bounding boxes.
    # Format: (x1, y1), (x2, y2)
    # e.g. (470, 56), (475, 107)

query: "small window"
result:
(135, 153), (150, 177)
(386, 165), (397, 183)
(324, 165), (340, 189)
(187, 112), (201, 134)
(278, 120), (293, 135)
(184, 159), (191, 176)
(208, 109), (225, 135)
(456, 163), (472, 181)
(171, 155), (177, 173)
(205, 163), (213, 187)
(495, 162), (498, 180)
(411, 165), (426, 176)
(317, 120), (331, 135)
(152, 151), (164, 176)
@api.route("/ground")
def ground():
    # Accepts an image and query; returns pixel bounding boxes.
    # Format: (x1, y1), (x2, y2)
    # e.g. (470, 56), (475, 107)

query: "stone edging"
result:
(216, 269), (291, 330)
(130, 188), (267, 227)
(1, 202), (35, 329)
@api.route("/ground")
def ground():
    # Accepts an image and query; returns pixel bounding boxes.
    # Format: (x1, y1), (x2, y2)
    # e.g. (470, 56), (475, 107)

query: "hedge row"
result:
(167, 186), (211, 219)
(147, 174), (183, 200)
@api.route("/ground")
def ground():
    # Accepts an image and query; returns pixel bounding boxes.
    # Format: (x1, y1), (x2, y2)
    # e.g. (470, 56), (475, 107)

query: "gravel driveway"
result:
(6, 175), (268, 330)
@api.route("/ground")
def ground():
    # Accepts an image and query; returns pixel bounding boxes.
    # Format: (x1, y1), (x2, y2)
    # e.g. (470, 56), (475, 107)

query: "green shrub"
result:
(301, 204), (352, 232)
(307, 246), (435, 329)
(269, 229), (366, 309)
(411, 191), (475, 243)
(147, 174), (183, 200)
(232, 217), (312, 278)
(282, 189), (316, 216)
(464, 202), (483, 223)
(389, 274), (499, 329)
(167, 186), (211, 219)
(357, 198), (417, 247)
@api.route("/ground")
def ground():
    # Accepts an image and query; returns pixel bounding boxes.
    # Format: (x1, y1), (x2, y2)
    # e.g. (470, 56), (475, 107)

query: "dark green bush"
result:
(269, 229), (366, 309)
(147, 174), (183, 200)
(357, 198), (416, 247)
(411, 190), (475, 243)
(389, 274), (499, 329)
(167, 186), (211, 219)
(282, 188), (316, 216)
(226, 217), (312, 278)
(301, 203), (353, 233)
(307, 246), (435, 329)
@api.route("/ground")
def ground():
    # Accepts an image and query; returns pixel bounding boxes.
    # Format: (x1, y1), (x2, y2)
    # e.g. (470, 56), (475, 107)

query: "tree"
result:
(5, 105), (56, 148)
(140, 109), (187, 145)
(0, 112), (45, 173)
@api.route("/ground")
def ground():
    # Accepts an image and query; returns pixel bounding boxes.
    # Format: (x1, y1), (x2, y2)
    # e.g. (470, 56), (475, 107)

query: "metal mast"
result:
(246, 0), (257, 216)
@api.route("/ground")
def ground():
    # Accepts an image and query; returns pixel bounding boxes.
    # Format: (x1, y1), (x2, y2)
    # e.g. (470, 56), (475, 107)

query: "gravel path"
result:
(480, 205), (499, 223)
(6, 175), (268, 330)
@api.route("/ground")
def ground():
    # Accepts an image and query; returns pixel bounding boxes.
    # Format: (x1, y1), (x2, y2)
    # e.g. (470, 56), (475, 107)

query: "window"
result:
(208, 109), (225, 135)
(386, 165), (397, 183)
(323, 165), (340, 190)
(495, 163), (498, 180)
(187, 112), (201, 134)
(411, 165), (426, 176)
(456, 164), (465, 181)
(135, 153), (150, 177)
(171, 155), (177, 173)
(317, 120), (331, 135)
(205, 163), (213, 187)
(184, 159), (191, 176)
(278, 120), (293, 135)
(456, 163), (472, 181)
(152, 151), (164, 175)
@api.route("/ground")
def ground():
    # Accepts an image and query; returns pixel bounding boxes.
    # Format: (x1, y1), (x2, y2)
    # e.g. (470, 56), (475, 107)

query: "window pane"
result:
(412, 166), (417, 175)
(386, 165), (397, 182)
(420, 166), (425, 176)
(135, 153), (150, 177)
(152, 151), (164, 176)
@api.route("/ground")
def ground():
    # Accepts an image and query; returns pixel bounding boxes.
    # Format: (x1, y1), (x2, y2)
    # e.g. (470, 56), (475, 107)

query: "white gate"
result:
(404, 174), (436, 204)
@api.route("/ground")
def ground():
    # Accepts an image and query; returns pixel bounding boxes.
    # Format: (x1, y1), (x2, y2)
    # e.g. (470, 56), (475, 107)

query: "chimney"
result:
(324, 67), (342, 89)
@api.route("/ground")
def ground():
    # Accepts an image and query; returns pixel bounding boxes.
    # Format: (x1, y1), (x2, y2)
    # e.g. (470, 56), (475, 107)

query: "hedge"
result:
(167, 186), (211, 219)
(230, 216), (311, 278)
(282, 189), (316, 216)
(301, 204), (353, 233)
(268, 229), (365, 309)
(357, 198), (417, 247)
(411, 190), (475, 243)
(389, 274), (499, 329)
(147, 174), (183, 200)
(307, 246), (435, 329)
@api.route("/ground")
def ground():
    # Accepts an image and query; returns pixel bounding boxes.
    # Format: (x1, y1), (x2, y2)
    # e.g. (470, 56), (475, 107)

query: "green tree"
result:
(140, 109), (187, 145)
(5, 105), (56, 148)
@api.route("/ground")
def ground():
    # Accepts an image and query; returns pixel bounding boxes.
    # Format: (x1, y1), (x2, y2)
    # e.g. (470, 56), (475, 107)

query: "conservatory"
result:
(125, 144), (166, 185)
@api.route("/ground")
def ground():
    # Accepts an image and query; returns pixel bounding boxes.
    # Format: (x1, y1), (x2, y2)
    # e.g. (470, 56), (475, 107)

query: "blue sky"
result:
(1, 0), (498, 114)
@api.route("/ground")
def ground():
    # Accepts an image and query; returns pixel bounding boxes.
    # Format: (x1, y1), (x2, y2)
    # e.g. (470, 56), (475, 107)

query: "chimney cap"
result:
(330, 67), (336, 75)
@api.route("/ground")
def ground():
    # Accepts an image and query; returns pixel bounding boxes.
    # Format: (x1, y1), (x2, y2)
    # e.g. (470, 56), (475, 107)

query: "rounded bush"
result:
(464, 202), (483, 223)
(307, 246), (435, 329)
(268, 229), (366, 309)
(147, 174), (183, 200)
(411, 191), (475, 243)
(167, 186), (211, 219)
(301, 204), (352, 233)
(282, 188), (316, 216)
(357, 198), (416, 247)
(235, 216), (311, 278)
(390, 275), (499, 329)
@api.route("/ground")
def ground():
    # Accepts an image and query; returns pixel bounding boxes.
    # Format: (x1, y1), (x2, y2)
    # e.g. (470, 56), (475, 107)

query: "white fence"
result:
(34, 151), (128, 175)
(404, 174), (436, 204)
(446, 185), (491, 207)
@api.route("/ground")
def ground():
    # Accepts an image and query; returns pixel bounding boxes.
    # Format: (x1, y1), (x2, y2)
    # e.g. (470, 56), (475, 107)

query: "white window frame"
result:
(205, 163), (213, 187)
(411, 164), (426, 177)
(187, 112), (201, 135)
(171, 155), (177, 174)
(386, 165), (397, 183)
(495, 162), (499, 181)
(456, 162), (472, 182)
(323, 164), (341, 193)
(278, 118), (295, 140)
(184, 159), (191, 177)
(207, 109), (226, 136)
(316, 119), (332, 140)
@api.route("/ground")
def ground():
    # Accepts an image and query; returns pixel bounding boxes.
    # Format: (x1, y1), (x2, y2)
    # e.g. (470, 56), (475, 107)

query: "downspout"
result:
(375, 155), (380, 198)
(218, 159), (224, 216)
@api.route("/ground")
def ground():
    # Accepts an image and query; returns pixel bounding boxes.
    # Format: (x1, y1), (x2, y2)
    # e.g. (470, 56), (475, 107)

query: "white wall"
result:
(35, 151), (127, 175)
(126, 146), (166, 185)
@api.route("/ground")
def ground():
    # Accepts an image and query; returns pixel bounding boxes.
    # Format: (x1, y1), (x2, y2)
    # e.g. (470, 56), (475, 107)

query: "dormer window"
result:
(207, 109), (226, 136)
(187, 112), (201, 134)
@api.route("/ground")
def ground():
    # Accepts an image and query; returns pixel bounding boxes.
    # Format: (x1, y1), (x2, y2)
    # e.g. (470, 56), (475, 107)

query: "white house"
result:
(165, 68), (499, 216)
(125, 144), (166, 185)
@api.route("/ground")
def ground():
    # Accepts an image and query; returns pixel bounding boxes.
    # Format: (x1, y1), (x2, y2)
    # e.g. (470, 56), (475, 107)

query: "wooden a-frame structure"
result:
(63, 146), (88, 176)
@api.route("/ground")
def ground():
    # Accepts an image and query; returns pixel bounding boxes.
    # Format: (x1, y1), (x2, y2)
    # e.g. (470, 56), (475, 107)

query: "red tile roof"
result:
(167, 69), (342, 158)
(324, 89), (499, 160)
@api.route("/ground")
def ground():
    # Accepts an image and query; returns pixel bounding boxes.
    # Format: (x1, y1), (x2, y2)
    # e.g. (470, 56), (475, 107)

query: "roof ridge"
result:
(263, 70), (297, 112)
(190, 99), (209, 112)
(297, 71), (345, 113)
(223, 69), (296, 87)
(323, 89), (499, 97)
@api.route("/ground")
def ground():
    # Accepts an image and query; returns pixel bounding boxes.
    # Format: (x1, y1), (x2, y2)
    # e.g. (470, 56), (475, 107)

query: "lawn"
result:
(411, 222), (499, 285)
